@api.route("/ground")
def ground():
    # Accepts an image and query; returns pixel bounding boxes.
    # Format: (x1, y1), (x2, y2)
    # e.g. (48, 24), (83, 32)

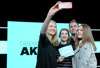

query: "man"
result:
(69, 19), (79, 50)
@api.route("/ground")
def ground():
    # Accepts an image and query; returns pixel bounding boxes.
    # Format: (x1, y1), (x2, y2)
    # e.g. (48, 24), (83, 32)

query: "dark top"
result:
(70, 37), (75, 50)
(56, 43), (72, 68)
(36, 33), (57, 68)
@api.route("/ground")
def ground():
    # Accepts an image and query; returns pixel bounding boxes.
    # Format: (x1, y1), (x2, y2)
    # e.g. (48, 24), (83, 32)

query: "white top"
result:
(79, 40), (82, 44)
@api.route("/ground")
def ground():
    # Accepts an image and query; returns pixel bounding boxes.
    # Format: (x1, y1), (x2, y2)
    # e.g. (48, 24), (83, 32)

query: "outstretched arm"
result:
(41, 1), (62, 34)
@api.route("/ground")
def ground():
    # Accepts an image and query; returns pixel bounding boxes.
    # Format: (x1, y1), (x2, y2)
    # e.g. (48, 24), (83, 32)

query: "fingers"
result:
(58, 56), (65, 62)
(56, 1), (61, 5)
(48, 1), (62, 16)
(61, 56), (65, 59)
(53, 1), (61, 7)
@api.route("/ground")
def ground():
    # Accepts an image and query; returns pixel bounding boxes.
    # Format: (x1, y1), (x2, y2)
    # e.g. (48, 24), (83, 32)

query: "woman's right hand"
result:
(41, 1), (62, 34)
(58, 56), (65, 62)
(48, 1), (62, 16)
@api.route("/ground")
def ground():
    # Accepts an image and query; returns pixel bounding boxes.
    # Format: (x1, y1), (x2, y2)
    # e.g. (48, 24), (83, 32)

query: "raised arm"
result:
(41, 1), (62, 34)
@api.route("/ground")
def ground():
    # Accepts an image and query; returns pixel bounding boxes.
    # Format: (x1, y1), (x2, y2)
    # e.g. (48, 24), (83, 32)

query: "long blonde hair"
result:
(46, 20), (59, 46)
(75, 24), (96, 51)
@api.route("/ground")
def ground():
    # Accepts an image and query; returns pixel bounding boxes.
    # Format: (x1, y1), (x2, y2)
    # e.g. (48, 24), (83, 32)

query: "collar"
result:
(74, 46), (80, 54)
(79, 40), (82, 44)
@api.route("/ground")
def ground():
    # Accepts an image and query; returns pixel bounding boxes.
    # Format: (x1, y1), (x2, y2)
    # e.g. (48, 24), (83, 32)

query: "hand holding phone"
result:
(59, 2), (72, 9)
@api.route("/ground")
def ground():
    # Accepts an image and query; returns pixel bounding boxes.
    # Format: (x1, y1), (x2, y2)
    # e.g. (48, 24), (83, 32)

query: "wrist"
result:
(48, 13), (54, 17)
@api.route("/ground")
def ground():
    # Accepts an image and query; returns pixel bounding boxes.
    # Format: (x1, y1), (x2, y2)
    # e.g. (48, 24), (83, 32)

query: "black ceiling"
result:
(0, 0), (99, 29)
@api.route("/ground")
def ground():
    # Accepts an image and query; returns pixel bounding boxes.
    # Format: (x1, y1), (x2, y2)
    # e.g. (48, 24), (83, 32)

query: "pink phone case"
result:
(59, 2), (72, 9)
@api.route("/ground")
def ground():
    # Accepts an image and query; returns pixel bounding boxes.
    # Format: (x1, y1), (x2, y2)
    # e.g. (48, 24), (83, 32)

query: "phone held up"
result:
(58, 2), (72, 9)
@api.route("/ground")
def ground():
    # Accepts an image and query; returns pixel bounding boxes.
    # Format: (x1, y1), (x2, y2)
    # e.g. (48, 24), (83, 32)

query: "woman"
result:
(36, 1), (62, 68)
(56, 28), (73, 68)
(72, 24), (97, 68)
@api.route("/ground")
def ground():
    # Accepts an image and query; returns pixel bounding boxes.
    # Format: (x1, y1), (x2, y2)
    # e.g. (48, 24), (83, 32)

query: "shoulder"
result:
(56, 44), (61, 49)
(39, 33), (46, 39)
(40, 33), (46, 36)
(82, 42), (92, 49)
(38, 33), (47, 43)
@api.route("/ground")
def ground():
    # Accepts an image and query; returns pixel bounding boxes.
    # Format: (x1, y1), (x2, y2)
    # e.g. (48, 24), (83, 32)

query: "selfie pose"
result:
(72, 24), (97, 68)
(36, 1), (62, 68)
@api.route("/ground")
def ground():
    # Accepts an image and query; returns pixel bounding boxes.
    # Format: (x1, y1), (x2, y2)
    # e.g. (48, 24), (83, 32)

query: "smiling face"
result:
(60, 30), (69, 42)
(47, 21), (57, 36)
(77, 25), (83, 39)
(69, 22), (78, 35)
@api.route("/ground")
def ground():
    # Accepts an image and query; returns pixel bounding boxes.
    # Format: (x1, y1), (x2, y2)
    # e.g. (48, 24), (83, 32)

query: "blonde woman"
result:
(36, 1), (62, 68)
(72, 24), (97, 68)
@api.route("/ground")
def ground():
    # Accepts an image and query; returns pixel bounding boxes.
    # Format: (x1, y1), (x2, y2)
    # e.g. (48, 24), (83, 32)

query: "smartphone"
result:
(59, 2), (72, 9)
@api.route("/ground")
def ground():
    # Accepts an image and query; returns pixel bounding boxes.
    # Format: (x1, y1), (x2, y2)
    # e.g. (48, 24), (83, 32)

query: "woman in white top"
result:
(72, 24), (97, 68)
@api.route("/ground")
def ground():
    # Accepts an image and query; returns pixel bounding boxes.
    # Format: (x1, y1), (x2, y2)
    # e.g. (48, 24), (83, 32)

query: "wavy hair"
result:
(75, 24), (96, 51)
